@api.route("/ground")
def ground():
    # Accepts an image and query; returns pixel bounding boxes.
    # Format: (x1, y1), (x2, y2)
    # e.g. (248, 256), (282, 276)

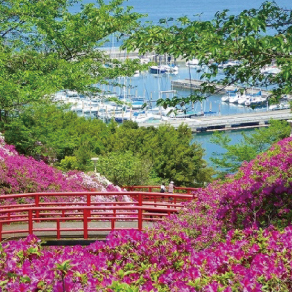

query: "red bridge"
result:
(0, 186), (197, 241)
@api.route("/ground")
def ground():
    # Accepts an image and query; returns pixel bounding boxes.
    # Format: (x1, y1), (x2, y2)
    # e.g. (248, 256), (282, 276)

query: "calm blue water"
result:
(73, 0), (290, 23)
(192, 129), (254, 169)
(110, 67), (270, 116)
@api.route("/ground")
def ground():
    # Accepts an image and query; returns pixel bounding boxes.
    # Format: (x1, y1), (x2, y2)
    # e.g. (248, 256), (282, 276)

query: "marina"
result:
(53, 60), (292, 129)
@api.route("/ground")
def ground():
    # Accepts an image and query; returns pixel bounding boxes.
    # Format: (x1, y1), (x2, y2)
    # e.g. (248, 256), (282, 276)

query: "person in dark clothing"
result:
(160, 183), (166, 193)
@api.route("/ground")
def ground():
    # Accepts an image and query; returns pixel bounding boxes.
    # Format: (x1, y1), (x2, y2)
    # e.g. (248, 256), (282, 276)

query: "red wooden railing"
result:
(0, 190), (195, 241)
(123, 185), (198, 194)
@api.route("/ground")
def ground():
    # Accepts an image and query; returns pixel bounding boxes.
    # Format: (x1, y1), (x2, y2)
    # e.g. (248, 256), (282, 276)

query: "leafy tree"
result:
(3, 102), (214, 186)
(108, 123), (214, 186)
(96, 151), (152, 186)
(58, 156), (79, 171)
(123, 1), (292, 105)
(210, 120), (291, 178)
(0, 0), (145, 121)
(3, 102), (110, 162)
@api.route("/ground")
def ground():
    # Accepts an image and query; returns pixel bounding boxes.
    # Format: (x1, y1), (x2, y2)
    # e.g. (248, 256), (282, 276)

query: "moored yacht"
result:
(221, 89), (238, 102)
(229, 94), (240, 103)
(186, 58), (199, 66)
(237, 94), (250, 105)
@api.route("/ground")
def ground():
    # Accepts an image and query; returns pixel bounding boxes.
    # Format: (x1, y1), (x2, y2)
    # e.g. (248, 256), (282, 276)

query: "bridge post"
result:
(0, 222), (2, 241)
(111, 205), (116, 230)
(87, 193), (91, 220)
(83, 209), (88, 239)
(35, 194), (40, 222)
(7, 212), (10, 225)
(57, 219), (60, 239)
(28, 210), (33, 235)
(138, 193), (143, 231)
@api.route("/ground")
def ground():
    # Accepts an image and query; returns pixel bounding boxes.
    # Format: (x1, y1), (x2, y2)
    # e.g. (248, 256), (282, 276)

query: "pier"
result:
(137, 109), (292, 133)
(171, 79), (271, 95)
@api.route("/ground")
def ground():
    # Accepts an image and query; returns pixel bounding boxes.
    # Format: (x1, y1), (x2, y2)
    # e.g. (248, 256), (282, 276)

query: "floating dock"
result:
(171, 79), (271, 95)
(137, 109), (292, 133)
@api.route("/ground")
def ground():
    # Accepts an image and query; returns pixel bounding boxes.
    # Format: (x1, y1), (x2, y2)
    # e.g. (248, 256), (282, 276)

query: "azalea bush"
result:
(0, 226), (292, 292)
(1, 137), (292, 291)
(215, 137), (292, 230)
(0, 135), (128, 208)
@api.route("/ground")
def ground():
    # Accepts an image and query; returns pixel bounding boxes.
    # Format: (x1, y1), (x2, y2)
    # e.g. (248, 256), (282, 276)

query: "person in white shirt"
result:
(168, 181), (174, 193)
(168, 181), (174, 202)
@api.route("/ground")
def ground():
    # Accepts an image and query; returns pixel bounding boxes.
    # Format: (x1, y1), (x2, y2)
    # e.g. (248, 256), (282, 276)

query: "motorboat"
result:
(114, 111), (132, 122)
(170, 65), (179, 73)
(238, 90), (262, 105)
(218, 60), (240, 69)
(53, 91), (67, 101)
(269, 104), (280, 111)
(245, 95), (267, 107)
(261, 66), (281, 75)
(140, 57), (151, 64)
(149, 65), (169, 74)
(221, 89), (238, 102)
(133, 112), (154, 123)
(186, 58), (199, 66)
(221, 95), (230, 102)
(133, 70), (140, 77)
(237, 94), (250, 105)
(66, 90), (79, 98)
(229, 94), (240, 103)
(250, 96), (267, 106)
(269, 102), (290, 110)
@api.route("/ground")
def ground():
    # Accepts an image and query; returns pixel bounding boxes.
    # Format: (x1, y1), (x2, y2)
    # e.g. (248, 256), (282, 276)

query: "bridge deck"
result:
(0, 190), (196, 241)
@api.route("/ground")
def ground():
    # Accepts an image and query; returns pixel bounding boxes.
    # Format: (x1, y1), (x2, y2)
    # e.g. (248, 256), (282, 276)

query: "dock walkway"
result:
(138, 109), (292, 132)
(171, 79), (272, 95)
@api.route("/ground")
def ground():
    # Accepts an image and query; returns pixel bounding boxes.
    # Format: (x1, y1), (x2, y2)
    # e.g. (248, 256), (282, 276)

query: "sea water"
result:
(72, 0), (290, 23)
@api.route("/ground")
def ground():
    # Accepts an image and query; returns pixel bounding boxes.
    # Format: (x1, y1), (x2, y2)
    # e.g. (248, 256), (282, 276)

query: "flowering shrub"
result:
(0, 226), (292, 291)
(0, 135), (131, 214)
(1, 137), (292, 291)
(160, 137), (292, 243)
(0, 135), (124, 195)
(215, 137), (292, 230)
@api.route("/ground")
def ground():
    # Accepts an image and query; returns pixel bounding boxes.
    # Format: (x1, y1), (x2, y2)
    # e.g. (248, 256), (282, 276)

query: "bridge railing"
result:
(0, 191), (193, 241)
(123, 185), (198, 194)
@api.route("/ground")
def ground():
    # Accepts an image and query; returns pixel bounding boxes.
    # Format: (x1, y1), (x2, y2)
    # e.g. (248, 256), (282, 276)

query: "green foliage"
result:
(124, 1), (292, 106)
(3, 102), (110, 163)
(210, 120), (291, 178)
(97, 151), (152, 186)
(3, 102), (214, 186)
(107, 123), (214, 186)
(0, 0), (145, 121)
(58, 156), (80, 171)
(107, 281), (139, 292)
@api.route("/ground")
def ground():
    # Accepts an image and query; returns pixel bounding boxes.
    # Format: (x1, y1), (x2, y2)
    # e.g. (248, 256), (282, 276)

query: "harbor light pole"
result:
(91, 157), (99, 173)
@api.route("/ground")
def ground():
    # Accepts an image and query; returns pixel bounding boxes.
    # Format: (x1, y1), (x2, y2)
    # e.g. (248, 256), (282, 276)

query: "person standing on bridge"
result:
(168, 181), (174, 194)
(160, 183), (166, 193)
(168, 181), (174, 202)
